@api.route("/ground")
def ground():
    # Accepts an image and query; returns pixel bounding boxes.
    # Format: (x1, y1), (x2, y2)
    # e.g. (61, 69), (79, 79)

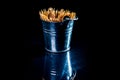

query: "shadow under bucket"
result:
(41, 18), (78, 53)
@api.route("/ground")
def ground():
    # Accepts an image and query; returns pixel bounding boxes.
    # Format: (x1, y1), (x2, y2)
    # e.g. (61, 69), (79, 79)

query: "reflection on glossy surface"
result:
(43, 51), (76, 80)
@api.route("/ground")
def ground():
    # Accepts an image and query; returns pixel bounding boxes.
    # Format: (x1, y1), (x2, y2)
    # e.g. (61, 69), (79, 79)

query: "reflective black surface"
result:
(24, 45), (89, 80)
(43, 51), (74, 80)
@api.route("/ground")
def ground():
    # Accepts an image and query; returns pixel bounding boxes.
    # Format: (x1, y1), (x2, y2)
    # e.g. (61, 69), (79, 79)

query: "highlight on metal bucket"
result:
(39, 7), (78, 53)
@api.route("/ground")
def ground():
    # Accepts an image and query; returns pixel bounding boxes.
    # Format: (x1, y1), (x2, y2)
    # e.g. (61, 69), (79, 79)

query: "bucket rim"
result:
(41, 17), (78, 23)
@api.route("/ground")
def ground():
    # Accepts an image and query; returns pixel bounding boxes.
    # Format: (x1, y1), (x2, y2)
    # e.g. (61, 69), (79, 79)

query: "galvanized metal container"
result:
(41, 18), (78, 52)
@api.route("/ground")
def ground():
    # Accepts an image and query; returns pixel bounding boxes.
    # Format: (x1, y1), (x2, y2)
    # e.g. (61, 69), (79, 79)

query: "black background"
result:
(24, 0), (98, 80)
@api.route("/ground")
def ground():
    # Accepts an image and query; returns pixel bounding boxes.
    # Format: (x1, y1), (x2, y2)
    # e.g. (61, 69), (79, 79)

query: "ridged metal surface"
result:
(42, 19), (76, 52)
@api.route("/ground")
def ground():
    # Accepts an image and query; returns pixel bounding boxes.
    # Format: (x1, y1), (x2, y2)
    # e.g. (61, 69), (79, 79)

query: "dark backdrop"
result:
(24, 0), (96, 80)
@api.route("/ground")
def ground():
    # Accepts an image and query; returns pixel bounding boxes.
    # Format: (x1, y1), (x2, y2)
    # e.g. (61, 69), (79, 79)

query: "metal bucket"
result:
(41, 18), (78, 52)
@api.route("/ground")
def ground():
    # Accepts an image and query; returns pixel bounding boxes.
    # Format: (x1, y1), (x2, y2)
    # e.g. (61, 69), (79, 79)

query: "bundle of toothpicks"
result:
(39, 7), (76, 22)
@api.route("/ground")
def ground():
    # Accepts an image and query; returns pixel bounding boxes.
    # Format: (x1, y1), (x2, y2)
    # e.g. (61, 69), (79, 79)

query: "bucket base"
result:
(45, 47), (70, 53)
